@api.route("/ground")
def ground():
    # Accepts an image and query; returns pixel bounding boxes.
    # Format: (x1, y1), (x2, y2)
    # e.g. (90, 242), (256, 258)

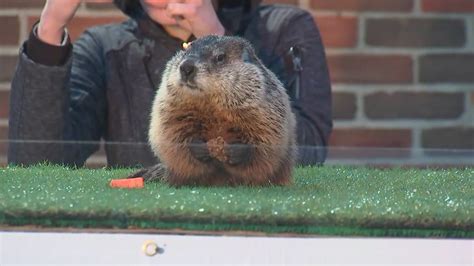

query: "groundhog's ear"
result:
(241, 47), (257, 64)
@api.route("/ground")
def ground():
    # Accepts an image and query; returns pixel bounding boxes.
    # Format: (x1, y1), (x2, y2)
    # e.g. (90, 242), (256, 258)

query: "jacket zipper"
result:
(288, 46), (303, 100)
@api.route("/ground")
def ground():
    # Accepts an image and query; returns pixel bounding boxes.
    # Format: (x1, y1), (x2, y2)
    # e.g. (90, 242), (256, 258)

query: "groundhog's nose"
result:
(179, 60), (197, 82)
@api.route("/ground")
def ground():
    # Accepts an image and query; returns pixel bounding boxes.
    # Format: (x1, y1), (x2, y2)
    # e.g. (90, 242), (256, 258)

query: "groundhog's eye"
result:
(214, 53), (226, 64)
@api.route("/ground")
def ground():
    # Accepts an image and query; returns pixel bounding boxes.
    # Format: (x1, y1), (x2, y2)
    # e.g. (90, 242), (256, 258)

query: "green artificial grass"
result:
(0, 164), (472, 238)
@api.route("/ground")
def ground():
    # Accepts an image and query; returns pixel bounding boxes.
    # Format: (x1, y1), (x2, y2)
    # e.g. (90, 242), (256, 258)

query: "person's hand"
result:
(37, 0), (83, 45)
(167, 0), (225, 38)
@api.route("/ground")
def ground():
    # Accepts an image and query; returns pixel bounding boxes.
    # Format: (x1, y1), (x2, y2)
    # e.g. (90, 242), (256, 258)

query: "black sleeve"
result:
(25, 22), (72, 66)
(276, 11), (333, 165)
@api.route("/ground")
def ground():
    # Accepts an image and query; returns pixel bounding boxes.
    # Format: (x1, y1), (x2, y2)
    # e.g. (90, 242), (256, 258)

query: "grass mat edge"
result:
(2, 216), (472, 239)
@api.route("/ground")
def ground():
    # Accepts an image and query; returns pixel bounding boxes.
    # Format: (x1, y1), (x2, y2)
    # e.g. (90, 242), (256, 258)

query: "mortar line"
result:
(413, 53), (420, 84)
(78, 2), (89, 12)
(0, 9), (123, 17)
(413, 0), (422, 14)
(0, 47), (21, 55)
(299, 0), (310, 9)
(333, 119), (467, 129)
(358, 13), (366, 49)
(332, 85), (474, 93)
(465, 93), (474, 127)
(0, 83), (11, 90)
(313, 12), (474, 19)
(0, 7), (471, 18)
(18, 11), (28, 45)
(462, 91), (473, 125)
(466, 15), (474, 49)
(354, 90), (365, 122)
(327, 156), (474, 166)
(412, 127), (423, 158)
(326, 47), (474, 54)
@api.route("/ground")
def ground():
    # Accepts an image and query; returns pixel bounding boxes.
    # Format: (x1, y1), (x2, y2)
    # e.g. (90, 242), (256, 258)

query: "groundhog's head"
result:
(160, 35), (274, 108)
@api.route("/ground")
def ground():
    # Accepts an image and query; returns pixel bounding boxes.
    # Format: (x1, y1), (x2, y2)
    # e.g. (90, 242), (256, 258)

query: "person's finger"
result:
(83, 0), (111, 3)
(167, 3), (198, 20)
(182, 0), (203, 5)
(176, 18), (193, 33)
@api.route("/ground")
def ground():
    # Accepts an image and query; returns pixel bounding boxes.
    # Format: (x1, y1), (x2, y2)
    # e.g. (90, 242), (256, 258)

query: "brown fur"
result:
(140, 36), (296, 186)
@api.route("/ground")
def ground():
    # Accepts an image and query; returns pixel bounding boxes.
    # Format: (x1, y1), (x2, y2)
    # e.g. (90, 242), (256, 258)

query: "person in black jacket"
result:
(8, 0), (332, 167)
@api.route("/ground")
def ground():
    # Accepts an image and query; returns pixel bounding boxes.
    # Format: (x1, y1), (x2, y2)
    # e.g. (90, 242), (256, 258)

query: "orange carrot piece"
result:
(110, 177), (144, 188)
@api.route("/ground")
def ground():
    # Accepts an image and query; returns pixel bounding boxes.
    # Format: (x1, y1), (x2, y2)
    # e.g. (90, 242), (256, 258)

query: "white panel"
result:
(0, 231), (472, 265)
(0, 232), (3, 263)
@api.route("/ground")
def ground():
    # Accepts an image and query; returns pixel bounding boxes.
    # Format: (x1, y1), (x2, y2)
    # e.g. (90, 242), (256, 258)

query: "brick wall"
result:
(308, 0), (474, 166)
(0, 0), (473, 167)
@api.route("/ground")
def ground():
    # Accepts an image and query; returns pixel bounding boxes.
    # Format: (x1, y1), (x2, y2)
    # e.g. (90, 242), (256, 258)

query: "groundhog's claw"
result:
(188, 139), (213, 163)
(127, 163), (167, 182)
(225, 142), (253, 166)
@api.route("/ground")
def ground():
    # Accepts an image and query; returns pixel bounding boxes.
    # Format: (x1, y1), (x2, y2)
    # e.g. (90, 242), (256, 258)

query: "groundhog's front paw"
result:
(188, 138), (212, 163)
(225, 142), (253, 166)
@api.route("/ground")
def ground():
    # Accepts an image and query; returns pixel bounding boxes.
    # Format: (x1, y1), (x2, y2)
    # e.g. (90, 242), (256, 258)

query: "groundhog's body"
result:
(146, 36), (296, 186)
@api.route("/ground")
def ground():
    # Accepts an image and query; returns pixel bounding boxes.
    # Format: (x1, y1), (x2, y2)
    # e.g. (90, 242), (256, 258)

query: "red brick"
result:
(328, 128), (412, 158)
(310, 0), (414, 12)
(330, 128), (412, 147)
(0, 125), (8, 158)
(316, 16), (357, 48)
(0, 125), (6, 138)
(85, 0), (116, 10)
(328, 55), (413, 84)
(0, 0), (43, 8)
(419, 54), (474, 83)
(422, 127), (474, 156)
(28, 16), (126, 42)
(0, 55), (18, 83)
(332, 92), (356, 120)
(0, 16), (20, 45)
(0, 90), (9, 119)
(364, 92), (465, 119)
(422, 0), (474, 13)
(366, 18), (466, 48)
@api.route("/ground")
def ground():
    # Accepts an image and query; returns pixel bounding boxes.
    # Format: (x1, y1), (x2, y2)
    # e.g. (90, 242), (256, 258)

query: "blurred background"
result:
(0, 0), (473, 167)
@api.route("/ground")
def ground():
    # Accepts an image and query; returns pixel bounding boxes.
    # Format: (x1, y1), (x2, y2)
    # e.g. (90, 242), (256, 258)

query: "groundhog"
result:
(130, 35), (296, 186)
